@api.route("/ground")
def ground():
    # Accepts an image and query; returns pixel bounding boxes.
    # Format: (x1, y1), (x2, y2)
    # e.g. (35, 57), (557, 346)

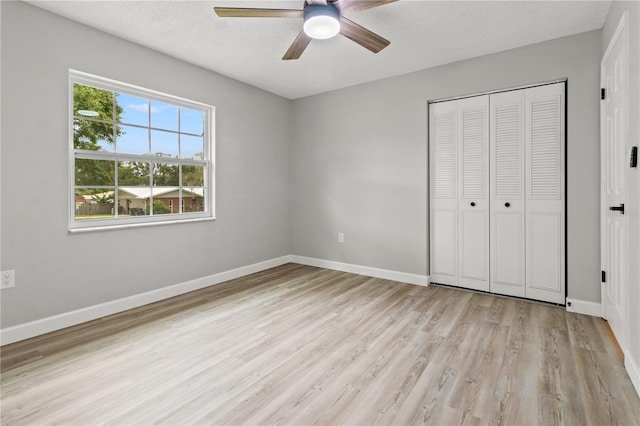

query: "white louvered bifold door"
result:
(430, 100), (459, 286)
(525, 83), (565, 304)
(489, 90), (526, 297)
(429, 83), (564, 302)
(458, 96), (490, 291)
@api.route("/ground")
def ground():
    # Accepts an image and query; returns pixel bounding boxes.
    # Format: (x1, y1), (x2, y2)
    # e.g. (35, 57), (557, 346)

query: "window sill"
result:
(68, 216), (216, 234)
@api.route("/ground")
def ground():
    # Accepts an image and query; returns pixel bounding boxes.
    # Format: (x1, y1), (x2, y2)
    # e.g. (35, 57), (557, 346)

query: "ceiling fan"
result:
(213, 0), (398, 60)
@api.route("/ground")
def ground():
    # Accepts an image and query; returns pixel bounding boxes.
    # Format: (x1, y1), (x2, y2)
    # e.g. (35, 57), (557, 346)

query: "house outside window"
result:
(70, 70), (215, 231)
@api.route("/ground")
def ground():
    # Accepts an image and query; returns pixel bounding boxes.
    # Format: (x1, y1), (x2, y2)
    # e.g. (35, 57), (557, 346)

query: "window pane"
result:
(151, 101), (178, 131)
(118, 161), (150, 186)
(73, 84), (114, 120)
(181, 135), (204, 159)
(182, 187), (205, 213)
(182, 165), (205, 187)
(74, 119), (114, 151)
(151, 162), (179, 215)
(153, 163), (179, 187)
(117, 125), (149, 155)
(151, 130), (178, 158)
(117, 187), (148, 217)
(117, 93), (149, 126)
(75, 158), (115, 186)
(180, 108), (204, 135)
(148, 198), (174, 215)
(74, 188), (115, 220)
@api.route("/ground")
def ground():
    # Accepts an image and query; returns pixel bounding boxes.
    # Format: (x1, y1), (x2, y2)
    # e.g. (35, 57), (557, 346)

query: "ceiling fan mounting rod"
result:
(303, 3), (339, 17)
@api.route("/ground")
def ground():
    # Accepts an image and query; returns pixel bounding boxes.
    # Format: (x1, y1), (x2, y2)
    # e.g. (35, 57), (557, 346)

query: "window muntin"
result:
(70, 70), (214, 230)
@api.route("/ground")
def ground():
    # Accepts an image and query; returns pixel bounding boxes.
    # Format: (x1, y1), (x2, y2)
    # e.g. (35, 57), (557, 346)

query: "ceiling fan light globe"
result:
(303, 14), (340, 40)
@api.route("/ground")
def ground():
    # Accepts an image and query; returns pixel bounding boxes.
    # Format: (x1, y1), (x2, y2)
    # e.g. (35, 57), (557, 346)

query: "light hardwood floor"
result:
(2, 263), (639, 425)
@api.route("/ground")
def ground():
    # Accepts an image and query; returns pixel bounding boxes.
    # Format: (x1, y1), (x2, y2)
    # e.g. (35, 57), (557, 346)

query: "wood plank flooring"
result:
(2, 263), (639, 425)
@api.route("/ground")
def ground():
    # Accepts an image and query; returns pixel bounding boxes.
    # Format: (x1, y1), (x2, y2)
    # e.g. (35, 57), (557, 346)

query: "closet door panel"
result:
(528, 212), (561, 290)
(430, 101), (458, 285)
(493, 212), (524, 285)
(460, 209), (488, 285)
(525, 83), (565, 304)
(432, 209), (458, 280)
(457, 96), (490, 291)
(490, 90), (526, 297)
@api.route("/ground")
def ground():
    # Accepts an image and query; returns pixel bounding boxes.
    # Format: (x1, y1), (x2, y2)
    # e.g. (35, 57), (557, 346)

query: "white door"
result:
(525, 83), (566, 304)
(601, 13), (628, 349)
(458, 96), (490, 291)
(430, 101), (458, 286)
(489, 90), (526, 298)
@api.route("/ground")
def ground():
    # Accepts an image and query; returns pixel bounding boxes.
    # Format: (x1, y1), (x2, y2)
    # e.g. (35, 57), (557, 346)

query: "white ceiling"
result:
(27, 0), (611, 99)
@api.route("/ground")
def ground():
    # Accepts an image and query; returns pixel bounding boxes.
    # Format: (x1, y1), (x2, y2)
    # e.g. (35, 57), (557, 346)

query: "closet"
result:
(429, 82), (565, 304)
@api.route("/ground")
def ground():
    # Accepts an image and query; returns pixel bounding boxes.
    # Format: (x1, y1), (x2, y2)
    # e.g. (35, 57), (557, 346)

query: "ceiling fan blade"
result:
(334, 0), (398, 13)
(214, 8), (304, 18)
(283, 31), (313, 60)
(339, 17), (390, 53)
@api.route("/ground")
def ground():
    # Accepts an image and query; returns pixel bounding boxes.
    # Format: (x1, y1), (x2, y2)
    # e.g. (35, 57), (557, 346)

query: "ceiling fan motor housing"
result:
(303, 2), (340, 39)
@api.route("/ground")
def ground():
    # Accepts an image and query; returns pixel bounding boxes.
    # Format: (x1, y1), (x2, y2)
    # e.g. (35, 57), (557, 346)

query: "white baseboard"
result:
(290, 255), (430, 287)
(565, 298), (602, 317)
(0, 255), (293, 346)
(625, 350), (640, 399)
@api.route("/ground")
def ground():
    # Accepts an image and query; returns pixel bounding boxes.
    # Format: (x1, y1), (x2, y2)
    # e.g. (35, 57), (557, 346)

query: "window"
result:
(69, 70), (214, 230)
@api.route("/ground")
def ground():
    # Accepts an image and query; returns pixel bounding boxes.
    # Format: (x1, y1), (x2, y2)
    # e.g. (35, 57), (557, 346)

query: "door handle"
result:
(470, 202), (476, 207)
(609, 204), (625, 214)
(505, 202), (510, 208)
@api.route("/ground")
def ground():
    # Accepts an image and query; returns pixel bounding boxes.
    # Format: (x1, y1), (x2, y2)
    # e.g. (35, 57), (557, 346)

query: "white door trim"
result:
(603, 11), (629, 61)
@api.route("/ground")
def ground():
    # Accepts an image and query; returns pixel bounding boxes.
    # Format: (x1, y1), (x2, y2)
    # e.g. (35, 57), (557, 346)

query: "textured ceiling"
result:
(27, 0), (611, 99)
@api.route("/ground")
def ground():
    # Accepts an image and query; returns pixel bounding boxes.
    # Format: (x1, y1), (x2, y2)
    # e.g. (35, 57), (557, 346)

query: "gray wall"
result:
(602, 1), (640, 375)
(291, 30), (603, 302)
(0, 1), (292, 327)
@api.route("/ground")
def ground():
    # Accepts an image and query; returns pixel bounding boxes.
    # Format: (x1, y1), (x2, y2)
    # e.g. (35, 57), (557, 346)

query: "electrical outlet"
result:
(1, 270), (15, 289)
(338, 232), (345, 243)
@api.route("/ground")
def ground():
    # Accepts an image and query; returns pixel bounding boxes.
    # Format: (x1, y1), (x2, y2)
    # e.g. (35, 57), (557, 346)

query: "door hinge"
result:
(601, 88), (606, 100)
(602, 270), (606, 283)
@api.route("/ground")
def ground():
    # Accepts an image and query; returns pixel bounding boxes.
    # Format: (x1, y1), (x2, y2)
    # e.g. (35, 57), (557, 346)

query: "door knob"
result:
(610, 204), (625, 214)
(505, 202), (510, 207)
(470, 202), (476, 207)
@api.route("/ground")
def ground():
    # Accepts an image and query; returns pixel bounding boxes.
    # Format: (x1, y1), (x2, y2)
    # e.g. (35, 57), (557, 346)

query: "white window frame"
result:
(69, 70), (215, 232)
